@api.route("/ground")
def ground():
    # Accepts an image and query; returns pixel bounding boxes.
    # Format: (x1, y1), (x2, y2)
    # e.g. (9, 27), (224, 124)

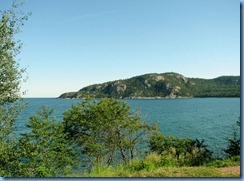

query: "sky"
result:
(0, 0), (240, 97)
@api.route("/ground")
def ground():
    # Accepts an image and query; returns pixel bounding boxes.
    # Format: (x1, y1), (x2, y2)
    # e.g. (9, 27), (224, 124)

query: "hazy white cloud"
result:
(58, 7), (134, 23)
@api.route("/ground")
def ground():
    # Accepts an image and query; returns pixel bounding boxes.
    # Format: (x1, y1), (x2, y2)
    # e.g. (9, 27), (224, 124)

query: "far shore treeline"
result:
(59, 73), (240, 99)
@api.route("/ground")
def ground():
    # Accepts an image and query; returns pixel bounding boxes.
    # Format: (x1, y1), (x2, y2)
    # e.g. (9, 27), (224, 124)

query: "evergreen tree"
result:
(224, 119), (240, 157)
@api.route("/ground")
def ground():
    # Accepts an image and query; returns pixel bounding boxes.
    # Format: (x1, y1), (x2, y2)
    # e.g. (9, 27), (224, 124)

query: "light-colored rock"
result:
(175, 86), (181, 92)
(116, 83), (126, 92)
(177, 75), (188, 83)
(144, 80), (151, 87)
(152, 75), (165, 81)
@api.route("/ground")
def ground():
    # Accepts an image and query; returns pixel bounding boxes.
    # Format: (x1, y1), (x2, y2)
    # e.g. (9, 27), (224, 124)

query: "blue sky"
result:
(0, 0), (240, 97)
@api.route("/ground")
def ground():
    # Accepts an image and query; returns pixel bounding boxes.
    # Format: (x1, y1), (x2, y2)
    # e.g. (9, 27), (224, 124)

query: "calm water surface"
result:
(17, 98), (240, 154)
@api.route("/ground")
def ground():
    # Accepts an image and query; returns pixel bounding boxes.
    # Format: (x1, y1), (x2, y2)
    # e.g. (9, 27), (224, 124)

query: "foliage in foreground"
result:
(82, 153), (240, 177)
(0, 97), (240, 177)
(223, 119), (240, 157)
(0, 1), (30, 177)
(149, 130), (212, 166)
(63, 98), (153, 167)
(0, 99), (240, 177)
(14, 107), (78, 177)
(205, 156), (240, 168)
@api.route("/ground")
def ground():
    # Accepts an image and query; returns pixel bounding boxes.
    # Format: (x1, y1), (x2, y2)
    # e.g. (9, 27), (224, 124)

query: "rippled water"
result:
(16, 98), (240, 154)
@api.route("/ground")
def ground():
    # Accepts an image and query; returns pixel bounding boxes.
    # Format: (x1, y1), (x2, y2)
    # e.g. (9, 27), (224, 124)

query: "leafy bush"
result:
(206, 156), (240, 168)
(130, 160), (150, 171)
(82, 152), (237, 177)
(160, 155), (176, 167)
(128, 152), (175, 172)
(14, 107), (78, 177)
(149, 131), (212, 166)
(63, 98), (153, 168)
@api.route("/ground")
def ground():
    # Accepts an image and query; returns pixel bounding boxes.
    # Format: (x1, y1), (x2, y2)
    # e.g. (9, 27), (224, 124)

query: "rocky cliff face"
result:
(59, 72), (240, 99)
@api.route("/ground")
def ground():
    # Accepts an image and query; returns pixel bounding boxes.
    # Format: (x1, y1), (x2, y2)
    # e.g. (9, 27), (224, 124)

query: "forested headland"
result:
(59, 73), (240, 99)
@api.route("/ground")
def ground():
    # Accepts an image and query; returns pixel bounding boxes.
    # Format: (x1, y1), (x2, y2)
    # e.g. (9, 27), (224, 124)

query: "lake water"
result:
(17, 98), (240, 155)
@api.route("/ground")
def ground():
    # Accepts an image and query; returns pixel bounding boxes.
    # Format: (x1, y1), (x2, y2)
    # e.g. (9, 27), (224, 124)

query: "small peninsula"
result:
(59, 72), (240, 99)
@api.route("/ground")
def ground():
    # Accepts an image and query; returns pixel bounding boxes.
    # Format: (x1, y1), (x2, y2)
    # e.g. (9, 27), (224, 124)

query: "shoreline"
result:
(59, 96), (240, 100)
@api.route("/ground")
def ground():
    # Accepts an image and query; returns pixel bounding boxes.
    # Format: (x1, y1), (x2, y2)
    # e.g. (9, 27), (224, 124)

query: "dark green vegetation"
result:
(223, 119), (240, 157)
(149, 132), (212, 167)
(0, 1), (30, 177)
(63, 98), (152, 167)
(81, 120), (240, 177)
(0, 1), (240, 177)
(59, 73), (240, 99)
(16, 107), (77, 176)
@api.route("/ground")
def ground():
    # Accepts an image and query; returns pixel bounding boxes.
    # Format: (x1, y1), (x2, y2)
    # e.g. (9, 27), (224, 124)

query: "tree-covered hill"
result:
(59, 72), (240, 99)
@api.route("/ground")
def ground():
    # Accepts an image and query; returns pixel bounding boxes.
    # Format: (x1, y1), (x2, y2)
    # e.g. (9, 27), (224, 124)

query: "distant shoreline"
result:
(58, 96), (240, 100)
(59, 73), (240, 99)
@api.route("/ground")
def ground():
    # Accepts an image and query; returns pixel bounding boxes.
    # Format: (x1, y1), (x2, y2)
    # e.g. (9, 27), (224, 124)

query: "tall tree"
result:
(63, 98), (152, 168)
(0, 1), (30, 176)
(15, 107), (77, 177)
(224, 119), (240, 157)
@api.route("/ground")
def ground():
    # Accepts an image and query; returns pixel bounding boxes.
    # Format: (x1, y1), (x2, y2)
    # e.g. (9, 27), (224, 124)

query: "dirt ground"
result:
(218, 166), (240, 176)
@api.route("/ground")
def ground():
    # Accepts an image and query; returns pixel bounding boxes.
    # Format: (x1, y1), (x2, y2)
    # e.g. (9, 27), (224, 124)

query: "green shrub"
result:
(63, 98), (153, 168)
(144, 152), (163, 168)
(160, 156), (175, 167)
(131, 160), (150, 171)
(149, 131), (212, 166)
(15, 107), (77, 177)
(206, 156), (240, 168)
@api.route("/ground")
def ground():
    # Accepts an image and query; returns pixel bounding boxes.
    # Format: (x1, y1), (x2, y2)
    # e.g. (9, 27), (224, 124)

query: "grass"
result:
(125, 167), (221, 177)
(82, 165), (240, 177)
(85, 166), (220, 177)
(205, 156), (240, 168)
(72, 153), (240, 177)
